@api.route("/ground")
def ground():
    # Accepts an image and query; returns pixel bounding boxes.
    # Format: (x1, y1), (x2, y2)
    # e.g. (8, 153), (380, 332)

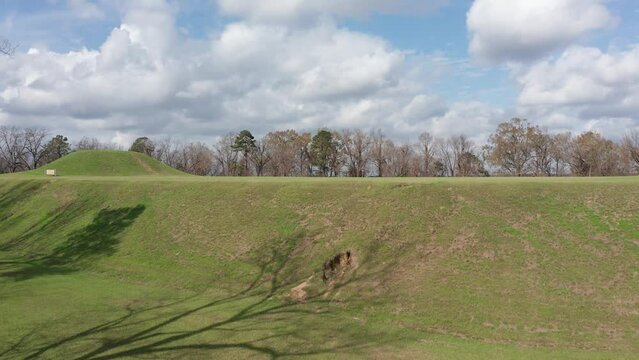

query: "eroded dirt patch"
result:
(289, 276), (313, 303)
(322, 251), (354, 285)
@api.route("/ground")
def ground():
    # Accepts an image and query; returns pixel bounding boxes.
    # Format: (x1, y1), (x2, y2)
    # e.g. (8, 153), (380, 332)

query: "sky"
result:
(0, 0), (638, 146)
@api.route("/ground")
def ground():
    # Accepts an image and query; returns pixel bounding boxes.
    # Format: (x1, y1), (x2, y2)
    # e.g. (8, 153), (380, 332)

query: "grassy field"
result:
(1, 152), (638, 359)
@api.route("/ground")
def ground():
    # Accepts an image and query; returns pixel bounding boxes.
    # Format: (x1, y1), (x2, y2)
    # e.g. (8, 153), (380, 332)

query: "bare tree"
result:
(0, 36), (17, 56)
(623, 130), (639, 171)
(458, 151), (486, 177)
(264, 130), (302, 176)
(388, 143), (413, 177)
(529, 126), (553, 176)
(328, 130), (343, 177)
(570, 131), (619, 176)
(340, 129), (371, 177)
(0, 126), (27, 173)
(370, 129), (389, 177)
(450, 135), (477, 177)
(177, 142), (213, 176)
(213, 133), (239, 176)
(250, 139), (272, 176)
(550, 133), (571, 176)
(486, 118), (533, 176)
(152, 137), (180, 168)
(76, 137), (102, 150)
(295, 132), (312, 176)
(436, 138), (454, 177)
(418, 132), (435, 176)
(76, 136), (120, 151)
(23, 127), (49, 169)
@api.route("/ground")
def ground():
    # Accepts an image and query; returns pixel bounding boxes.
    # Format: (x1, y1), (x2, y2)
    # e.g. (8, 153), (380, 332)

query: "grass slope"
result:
(24, 150), (186, 177)
(0, 176), (638, 359)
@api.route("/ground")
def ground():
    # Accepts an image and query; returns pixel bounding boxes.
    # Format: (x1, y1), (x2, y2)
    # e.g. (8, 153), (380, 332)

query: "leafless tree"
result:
(250, 139), (272, 176)
(388, 143), (413, 177)
(451, 135), (477, 177)
(549, 133), (571, 176)
(370, 129), (389, 177)
(418, 132), (435, 176)
(529, 127), (553, 176)
(0, 36), (17, 56)
(569, 131), (621, 176)
(177, 142), (213, 176)
(264, 130), (302, 176)
(295, 132), (312, 176)
(23, 127), (49, 169)
(435, 138), (454, 177)
(486, 118), (533, 176)
(76, 137), (120, 151)
(340, 129), (371, 177)
(76, 137), (102, 150)
(0, 126), (27, 173)
(328, 131), (344, 177)
(623, 130), (639, 171)
(213, 133), (239, 176)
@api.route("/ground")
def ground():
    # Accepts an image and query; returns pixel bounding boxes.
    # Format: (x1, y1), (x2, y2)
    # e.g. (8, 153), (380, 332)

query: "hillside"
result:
(24, 150), (186, 177)
(0, 176), (638, 359)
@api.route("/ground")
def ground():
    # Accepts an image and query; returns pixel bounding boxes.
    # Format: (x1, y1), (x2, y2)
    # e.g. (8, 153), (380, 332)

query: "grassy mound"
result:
(26, 150), (185, 177)
(0, 176), (638, 359)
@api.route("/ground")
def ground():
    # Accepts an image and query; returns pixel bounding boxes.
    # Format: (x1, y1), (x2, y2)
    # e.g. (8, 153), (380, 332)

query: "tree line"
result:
(1, 119), (639, 176)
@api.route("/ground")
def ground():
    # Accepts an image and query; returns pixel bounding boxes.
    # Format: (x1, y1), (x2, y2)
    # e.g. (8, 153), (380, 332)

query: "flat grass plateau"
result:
(1, 152), (638, 359)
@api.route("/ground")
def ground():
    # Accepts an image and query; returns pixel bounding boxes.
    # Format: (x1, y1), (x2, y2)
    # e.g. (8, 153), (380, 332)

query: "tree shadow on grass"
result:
(0, 181), (46, 237)
(0, 205), (145, 281)
(8, 231), (400, 359)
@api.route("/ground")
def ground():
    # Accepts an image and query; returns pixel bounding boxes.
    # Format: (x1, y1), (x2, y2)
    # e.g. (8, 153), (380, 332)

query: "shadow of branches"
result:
(0, 205), (145, 281)
(7, 230), (400, 359)
(0, 182), (46, 238)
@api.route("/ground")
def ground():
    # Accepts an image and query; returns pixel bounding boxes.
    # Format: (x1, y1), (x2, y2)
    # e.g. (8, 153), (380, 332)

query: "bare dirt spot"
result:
(497, 322), (518, 331)
(526, 260), (538, 270)
(605, 272), (627, 289)
(522, 240), (535, 254)
(512, 214), (537, 230)
(568, 284), (595, 296)
(322, 251), (354, 285)
(596, 325), (624, 340)
(481, 250), (496, 260)
(525, 323), (559, 334)
(449, 230), (477, 253)
(289, 276), (313, 303)
(132, 154), (159, 175)
(612, 298), (639, 316)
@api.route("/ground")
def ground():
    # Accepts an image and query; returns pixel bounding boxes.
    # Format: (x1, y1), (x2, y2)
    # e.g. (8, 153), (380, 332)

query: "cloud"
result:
(467, 0), (615, 64)
(515, 45), (639, 138)
(67, 0), (104, 19)
(0, 0), (505, 147)
(217, 0), (449, 25)
(517, 45), (639, 112)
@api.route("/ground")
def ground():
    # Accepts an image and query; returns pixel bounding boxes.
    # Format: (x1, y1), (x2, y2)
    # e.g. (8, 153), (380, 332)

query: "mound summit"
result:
(30, 150), (185, 177)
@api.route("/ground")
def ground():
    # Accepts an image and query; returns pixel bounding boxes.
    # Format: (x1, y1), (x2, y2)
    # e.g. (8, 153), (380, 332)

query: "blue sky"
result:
(1, 0), (638, 145)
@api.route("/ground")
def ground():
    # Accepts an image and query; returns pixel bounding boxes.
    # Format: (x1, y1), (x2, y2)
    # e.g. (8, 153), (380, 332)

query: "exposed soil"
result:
(289, 276), (313, 303)
(322, 251), (353, 284)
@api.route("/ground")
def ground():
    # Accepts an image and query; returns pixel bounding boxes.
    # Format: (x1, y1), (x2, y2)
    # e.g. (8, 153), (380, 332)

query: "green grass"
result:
(21, 150), (186, 177)
(0, 155), (638, 358)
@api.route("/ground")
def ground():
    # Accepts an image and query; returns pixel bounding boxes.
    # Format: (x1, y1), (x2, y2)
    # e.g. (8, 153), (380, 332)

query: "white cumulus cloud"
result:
(467, 0), (616, 64)
(0, 0), (506, 147)
(515, 45), (639, 137)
